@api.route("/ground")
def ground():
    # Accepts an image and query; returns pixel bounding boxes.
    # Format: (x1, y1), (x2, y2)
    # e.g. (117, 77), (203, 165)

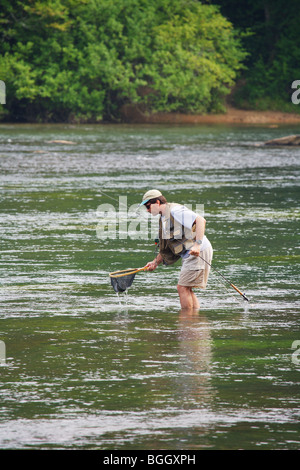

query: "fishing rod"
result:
(199, 255), (249, 302)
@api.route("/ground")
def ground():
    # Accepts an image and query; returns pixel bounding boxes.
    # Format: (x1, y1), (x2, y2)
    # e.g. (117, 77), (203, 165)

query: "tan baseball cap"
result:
(140, 189), (162, 206)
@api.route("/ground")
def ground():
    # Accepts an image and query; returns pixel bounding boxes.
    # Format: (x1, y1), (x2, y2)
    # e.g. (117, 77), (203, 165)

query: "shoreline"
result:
(1, 106), (300, 126)
(120, 105), (300, 125)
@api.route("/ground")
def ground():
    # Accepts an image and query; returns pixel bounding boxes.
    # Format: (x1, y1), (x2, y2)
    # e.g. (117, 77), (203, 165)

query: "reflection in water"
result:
(176, 309), (214, 407)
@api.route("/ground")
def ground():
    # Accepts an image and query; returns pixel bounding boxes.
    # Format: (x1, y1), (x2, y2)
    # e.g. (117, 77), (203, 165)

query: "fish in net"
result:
(109, 267), (147, 293)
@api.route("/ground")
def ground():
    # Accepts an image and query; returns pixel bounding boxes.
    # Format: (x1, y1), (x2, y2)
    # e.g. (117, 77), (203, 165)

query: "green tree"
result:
(210, 0), (300, 111)
(0, 0), (247, 122)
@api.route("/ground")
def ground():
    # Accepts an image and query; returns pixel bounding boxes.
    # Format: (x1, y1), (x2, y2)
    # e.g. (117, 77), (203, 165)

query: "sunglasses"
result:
(146, 199), (160, 209)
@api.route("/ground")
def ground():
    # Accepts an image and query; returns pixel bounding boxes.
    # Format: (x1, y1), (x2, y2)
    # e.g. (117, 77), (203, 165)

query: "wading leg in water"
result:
(177, 285), (200, 310)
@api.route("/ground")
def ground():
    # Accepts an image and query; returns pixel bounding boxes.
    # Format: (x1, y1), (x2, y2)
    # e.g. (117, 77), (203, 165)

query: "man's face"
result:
(145, 200), (161, 216)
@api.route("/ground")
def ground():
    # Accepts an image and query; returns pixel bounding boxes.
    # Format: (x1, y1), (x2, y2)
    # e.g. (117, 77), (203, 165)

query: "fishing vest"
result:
(159, 203), (196, 265)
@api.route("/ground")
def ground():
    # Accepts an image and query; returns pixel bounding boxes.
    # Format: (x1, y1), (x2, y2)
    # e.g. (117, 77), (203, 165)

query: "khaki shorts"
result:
(178, 243), (213, 289)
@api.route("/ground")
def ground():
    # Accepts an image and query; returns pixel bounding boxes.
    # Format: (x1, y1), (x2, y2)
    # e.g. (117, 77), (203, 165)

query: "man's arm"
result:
(189, 215), (206, 256)
(145, 252), (163, 271)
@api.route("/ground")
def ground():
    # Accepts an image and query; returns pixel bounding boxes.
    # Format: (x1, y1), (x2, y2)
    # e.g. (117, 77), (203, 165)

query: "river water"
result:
(0, 123), (299, 450)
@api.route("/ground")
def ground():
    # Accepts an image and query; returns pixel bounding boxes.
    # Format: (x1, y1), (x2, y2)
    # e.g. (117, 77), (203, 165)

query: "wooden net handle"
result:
(109, 266), (147, 278)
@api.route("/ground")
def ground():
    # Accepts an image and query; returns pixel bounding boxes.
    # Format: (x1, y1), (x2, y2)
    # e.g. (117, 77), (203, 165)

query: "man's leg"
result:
(191, 289), (200, 309)
(177, 285), (200, 310)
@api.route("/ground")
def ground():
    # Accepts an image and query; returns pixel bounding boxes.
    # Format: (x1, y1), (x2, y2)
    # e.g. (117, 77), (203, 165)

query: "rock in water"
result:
(46, 140), (76, 144)
(263, 135), (300, 146)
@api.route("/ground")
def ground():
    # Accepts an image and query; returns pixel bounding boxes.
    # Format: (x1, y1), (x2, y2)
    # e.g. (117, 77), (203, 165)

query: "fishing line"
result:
(97, 188), (126, 207)
(199, 254), (249, 302)
(97, 188), (141, 215)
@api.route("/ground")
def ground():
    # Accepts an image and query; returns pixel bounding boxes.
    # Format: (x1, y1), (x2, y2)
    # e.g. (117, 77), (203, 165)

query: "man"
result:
(140, 189), (213, 310)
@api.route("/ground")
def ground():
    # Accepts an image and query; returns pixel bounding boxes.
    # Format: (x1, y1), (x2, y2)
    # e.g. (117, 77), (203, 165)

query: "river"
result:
(0, 123), (299, 449)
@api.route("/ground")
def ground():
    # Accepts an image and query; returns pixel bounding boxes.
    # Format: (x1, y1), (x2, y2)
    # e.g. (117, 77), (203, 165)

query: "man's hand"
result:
(145, 260), (158, 271)
(189, 243), (201, 257)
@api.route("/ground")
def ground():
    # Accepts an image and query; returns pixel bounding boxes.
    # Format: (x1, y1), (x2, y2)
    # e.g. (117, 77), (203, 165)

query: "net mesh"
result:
(109, 269), (138, 293)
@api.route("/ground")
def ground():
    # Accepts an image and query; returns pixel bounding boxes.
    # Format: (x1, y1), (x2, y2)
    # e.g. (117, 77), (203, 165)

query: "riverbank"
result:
(120, 105), (300, 125)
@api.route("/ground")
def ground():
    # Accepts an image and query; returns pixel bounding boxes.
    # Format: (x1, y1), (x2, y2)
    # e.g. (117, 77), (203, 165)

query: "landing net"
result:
(109, 268), (140, 293)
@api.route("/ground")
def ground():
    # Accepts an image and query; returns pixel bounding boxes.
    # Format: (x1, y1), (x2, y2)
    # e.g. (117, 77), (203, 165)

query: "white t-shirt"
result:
(160, 204), (209, 256)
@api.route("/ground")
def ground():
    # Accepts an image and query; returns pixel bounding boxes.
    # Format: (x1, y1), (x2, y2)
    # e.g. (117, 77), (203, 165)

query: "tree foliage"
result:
(0, 0), (246, 122)
(211, 0), (300, 111)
